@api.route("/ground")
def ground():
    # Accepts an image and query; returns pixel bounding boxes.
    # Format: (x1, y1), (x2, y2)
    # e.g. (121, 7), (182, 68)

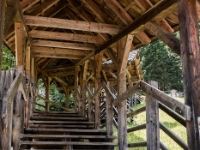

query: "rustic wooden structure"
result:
(0, 0), (200, 149)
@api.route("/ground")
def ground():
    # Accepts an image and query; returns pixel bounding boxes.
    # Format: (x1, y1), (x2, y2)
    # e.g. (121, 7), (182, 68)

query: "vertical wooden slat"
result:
(178, 0), (200, 149)
(94, 53), (102, 129)
(82, 60), (88, 117)
(146, 81), (160, 150)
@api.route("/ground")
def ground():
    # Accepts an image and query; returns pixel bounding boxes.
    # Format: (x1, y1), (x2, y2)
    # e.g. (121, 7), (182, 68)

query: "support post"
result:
(106, 82), (113, 140)
(94, 53), (102, 129)
(178, 0), (200, 149)
(117, 35), (133, 149)
(74, 66), (79, 112)
(146, 81), (160, 150)
(13, 21), (25, 150)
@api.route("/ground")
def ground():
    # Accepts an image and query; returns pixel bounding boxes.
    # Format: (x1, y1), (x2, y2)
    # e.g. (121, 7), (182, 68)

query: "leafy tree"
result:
(2, 46), (15, 70)
(139, 40), (183, 92)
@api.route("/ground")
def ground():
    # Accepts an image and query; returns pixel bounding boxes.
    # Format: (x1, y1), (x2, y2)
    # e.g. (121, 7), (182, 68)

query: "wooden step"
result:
(33, 113), (82, 117)
(33, 111), (77, 114)
(25, 128), (107, 133)
(20, 134), (116, 139)
(29, 124), (94, 129)
(29, 120), (94, 125)
(31, 116), (88, 121)
(20, 141), (118, 146)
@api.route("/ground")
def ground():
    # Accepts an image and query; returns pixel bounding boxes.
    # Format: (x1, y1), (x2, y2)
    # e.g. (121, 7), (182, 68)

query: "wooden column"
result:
(82, 61), (88, 117)
(146, 81), (160, 150)
(13, 21), (25, 150)
(94, 53), (102, 129)
(178, 0), (200, 149)
(45, 77), (50, 112)
(74, 66), (79, 112)
(117, 35), (133, 149)
(31, 56), (36, 112)
(64, 88), (70, 109)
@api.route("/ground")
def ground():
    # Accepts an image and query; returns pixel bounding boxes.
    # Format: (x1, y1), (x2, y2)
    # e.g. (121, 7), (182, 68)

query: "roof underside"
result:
(4, 0), (200, 92)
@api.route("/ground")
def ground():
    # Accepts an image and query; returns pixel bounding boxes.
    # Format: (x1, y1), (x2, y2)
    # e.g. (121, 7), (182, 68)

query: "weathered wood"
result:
(32, 46), (90, 56)
(94, 53), (102, 129)
(160, 142), (168, 150)
(128, 142), (147, 148)
(25, 45), (31, 79)
(160, 122), (188, 149)
(106, 82), (113, 139)
(45, 77), (50, 112)
(127, 106), (146, 118)
(2, 73), (22, 150)
(104, 0), (151, 44)
(32, 40), (95, 51)
(146, 81), (160, 150)
(178, 0), (200, 149)
(145, 22), (180, 55)
(29, 30), (104, 44)
(159, 103), (186, 127)
(140, 81), (191, 120)
(25, 15), (121, 34)
(127, 124), (146, 133)
(114, 83), (140, 105)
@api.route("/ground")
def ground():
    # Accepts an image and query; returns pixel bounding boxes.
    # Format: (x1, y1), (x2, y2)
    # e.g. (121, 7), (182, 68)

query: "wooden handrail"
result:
(127, 106), (146, 118)
(160, 122), (188, 149)
(37, 95), (73, 112)
(1, 73), (29, 150)
(140, 81), (191, 120)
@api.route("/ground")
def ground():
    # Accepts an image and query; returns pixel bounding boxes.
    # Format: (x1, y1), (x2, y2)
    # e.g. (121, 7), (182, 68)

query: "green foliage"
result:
(139, 40), (183, 91)
(2, 46), (15, 70)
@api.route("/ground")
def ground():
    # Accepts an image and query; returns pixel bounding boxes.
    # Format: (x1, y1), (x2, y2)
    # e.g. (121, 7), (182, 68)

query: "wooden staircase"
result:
(20, 112), (117, 150)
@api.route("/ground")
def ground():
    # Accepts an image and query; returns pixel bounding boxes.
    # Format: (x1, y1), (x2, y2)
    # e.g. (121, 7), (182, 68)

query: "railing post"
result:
(146, 80), (160, 150)
(106, 82), (114, 139)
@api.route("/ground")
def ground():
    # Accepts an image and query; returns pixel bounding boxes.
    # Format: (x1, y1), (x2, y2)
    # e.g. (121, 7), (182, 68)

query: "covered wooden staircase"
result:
(20, 111), (117, 150)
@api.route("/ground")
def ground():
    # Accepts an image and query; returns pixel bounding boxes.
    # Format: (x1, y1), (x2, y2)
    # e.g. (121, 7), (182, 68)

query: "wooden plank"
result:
(178, 0), (200, 149)
(146, 81), (160, 150)
(31, 40), (95, 51)
(24, 15), (121, 34)
(32, 46), (90, 56)
(145, 22), (180, 55)
(140, 81), (191, 120)
(29, 30), (104, 44)
(20, 0), (40, 12)
(35, 53), (84, 59)
(20, 141), (118, 146)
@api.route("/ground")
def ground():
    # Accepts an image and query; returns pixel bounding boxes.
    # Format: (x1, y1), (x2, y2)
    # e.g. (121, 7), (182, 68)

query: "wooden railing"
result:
(75, 80), (191, 149)
(1, 72), (30, 150)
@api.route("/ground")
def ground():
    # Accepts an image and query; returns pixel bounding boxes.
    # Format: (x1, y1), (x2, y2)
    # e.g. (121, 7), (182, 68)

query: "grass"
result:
(114, 98), (187, 150)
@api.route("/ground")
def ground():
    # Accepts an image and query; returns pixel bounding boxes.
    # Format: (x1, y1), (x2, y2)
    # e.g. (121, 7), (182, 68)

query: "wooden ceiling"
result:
(4, 0), (199, 89)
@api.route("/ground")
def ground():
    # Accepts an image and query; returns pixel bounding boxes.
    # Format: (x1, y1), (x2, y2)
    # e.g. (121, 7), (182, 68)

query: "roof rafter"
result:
(29, 30), (104, 44)
(25, 15), (122, 34)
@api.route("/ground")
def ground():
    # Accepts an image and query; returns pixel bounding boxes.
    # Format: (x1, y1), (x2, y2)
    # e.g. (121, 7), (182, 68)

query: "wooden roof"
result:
(4, 0), (197, 90)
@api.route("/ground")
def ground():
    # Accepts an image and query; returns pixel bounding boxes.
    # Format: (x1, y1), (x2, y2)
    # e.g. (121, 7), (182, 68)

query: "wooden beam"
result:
(178, 0), (200, 149)
(31, 40), (95, 51)
(24, 15), (121, 34)
(48, 71), (75, 77)
(15, 22), (24, 66)
(31, 46), (90, 56)
(35, 54), (84, 59)
(94, 53), (103, 129)
(104, 0), (151, 44)
(25, 45), (31, 79)
(20, 0), (40, 12)
(77, 0), (178, 65)
(28, 0), (59, 16)
(145, 22), (180, 55)
(29, 30), (104, 44)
